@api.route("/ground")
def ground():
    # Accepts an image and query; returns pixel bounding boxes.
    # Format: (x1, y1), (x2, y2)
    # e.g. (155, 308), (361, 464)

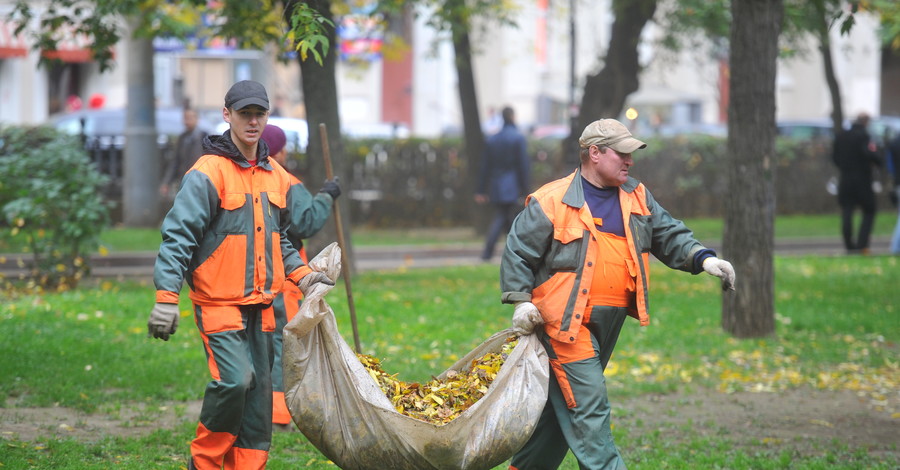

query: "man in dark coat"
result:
(475, 106), (531, 261)
(832, 113), (882, 254)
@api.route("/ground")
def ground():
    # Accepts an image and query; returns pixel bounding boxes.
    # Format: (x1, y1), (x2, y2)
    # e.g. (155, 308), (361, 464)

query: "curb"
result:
(0, 237), (892, 280)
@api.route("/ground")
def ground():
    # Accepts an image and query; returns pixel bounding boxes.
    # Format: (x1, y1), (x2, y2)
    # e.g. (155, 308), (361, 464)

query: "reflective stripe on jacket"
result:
(500, 168), (707, 343)
(154, 152), (310, 306)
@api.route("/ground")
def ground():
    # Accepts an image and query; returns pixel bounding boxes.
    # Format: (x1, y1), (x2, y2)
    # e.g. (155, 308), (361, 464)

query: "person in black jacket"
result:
(832, 113), (882, 254)
(474, 106), (530, 261)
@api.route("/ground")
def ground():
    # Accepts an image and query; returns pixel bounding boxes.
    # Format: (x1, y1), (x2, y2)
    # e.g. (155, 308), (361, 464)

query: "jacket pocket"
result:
(630, 214), (653, 253)
(221, 193), (247, 211)
(547, 227), (586, 272)
(191, 234), (248, 301)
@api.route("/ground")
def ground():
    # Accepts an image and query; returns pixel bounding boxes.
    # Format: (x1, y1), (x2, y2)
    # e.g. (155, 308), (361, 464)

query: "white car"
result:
(215, 117), (309, 153)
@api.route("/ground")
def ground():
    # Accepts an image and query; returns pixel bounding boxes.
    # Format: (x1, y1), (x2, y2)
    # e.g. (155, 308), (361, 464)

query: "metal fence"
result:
(80, 135), (892, 227)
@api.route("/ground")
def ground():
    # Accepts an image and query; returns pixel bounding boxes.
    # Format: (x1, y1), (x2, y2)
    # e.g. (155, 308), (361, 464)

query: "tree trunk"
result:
(289, 0), (354, 270)
(562, 0), (657, 169)
(448, 10), (486, 230)
(814, 6), (844, 133)
(722, 0), (783, 338)
(122, 20), (160, 227)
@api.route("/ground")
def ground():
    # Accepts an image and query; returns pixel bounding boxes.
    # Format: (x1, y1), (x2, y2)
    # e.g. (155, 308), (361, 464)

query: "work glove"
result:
(702, 256), (736, 291)
(297, 271), (335, 296)
(511, 301), (542, 336)
(320, 177), (341, 201)
(147, 302), (180, 341)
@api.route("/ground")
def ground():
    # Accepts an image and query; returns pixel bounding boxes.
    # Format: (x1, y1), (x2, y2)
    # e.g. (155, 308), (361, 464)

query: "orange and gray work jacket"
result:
(284, 172), (333, 256)
(154, 133), (311, 307)
(500, 168), (713, 343)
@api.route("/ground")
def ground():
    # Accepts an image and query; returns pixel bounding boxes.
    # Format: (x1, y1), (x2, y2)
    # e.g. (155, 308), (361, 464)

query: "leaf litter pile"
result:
(358, 336), (518, 424)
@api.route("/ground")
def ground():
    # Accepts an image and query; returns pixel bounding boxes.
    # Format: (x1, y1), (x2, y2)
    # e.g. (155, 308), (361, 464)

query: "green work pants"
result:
(510, 305), (629, 470)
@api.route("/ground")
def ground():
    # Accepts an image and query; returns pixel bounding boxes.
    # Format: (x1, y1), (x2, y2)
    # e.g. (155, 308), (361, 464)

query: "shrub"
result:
(0, 126), (111, 290)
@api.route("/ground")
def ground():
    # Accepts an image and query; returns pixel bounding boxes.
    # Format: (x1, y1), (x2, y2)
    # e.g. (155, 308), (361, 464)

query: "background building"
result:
(0, 1), (893, 136)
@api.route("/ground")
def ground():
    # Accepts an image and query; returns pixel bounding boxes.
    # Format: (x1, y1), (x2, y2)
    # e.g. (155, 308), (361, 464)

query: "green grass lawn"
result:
(1, 212), (896, 254)
(1, 255), (897, 469)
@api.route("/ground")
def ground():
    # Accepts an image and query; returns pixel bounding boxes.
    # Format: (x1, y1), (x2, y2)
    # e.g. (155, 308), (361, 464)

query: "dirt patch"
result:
(0, 400), (202, 443)
(1, 388), (897, 460)
(614, 388), (899, 458)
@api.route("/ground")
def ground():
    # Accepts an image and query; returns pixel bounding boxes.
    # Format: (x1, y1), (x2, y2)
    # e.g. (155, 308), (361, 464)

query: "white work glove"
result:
(511, 301), (543, 336)
(297, 271), (335, 296)
(702, 256), (736, 291)
(147, 302), (180, 341)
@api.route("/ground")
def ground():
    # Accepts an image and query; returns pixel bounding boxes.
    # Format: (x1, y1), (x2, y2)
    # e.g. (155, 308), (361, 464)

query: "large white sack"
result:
(282, 243), (549, 470)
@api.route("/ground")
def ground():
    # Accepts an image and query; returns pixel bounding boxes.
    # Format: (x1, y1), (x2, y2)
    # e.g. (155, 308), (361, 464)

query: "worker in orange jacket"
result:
(501, 119), (735, 470)
(147, 80), (335, 470)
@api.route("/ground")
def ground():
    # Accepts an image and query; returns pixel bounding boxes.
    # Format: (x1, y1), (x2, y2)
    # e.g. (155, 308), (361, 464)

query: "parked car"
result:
(776, 119), (837, 140)
(49, 107), (217, 147)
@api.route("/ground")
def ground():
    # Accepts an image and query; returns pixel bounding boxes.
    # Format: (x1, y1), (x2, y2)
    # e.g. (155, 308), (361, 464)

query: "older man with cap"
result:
(500, 118), (735, 470)
(259, 124), (339, 431)
(147, 80), (334, 470)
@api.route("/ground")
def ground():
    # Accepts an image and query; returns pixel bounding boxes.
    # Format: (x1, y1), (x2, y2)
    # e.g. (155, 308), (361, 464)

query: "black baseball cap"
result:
(224, 80), (269, 110)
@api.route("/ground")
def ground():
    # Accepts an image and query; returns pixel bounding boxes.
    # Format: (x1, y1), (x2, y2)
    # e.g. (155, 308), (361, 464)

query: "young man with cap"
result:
(500, 118), (736, 469)
(147, 80), (334, 470)
(259, 124), (339, 430)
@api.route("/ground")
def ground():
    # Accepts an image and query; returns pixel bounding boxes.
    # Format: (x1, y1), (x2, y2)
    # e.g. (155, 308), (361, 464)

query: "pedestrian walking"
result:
(475, 106), (530, 261)
(832, 113), (882, 254)
(160, 107), (207, 200)
(147, 80), (333, 470)
(500, 118), (735, 470)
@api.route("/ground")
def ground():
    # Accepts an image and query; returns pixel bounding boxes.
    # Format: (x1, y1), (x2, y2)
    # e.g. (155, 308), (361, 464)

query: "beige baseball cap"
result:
(579, 119), (647, 153)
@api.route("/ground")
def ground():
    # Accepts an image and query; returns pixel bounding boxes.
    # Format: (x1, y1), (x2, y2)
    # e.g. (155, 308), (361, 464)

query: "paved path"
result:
(0, 236), (892, 280)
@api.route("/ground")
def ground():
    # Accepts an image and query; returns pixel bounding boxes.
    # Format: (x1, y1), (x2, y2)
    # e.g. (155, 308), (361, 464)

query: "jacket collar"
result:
(203, 131), (273, 170)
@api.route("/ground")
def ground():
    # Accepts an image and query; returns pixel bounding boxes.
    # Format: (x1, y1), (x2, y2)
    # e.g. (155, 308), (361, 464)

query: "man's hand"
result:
(297, 271), (335, 296)
(147, 303), (180, 341)
(511, 301), (542, 336)
(703, 257), (736, 291)
(320, 177), (341, 200)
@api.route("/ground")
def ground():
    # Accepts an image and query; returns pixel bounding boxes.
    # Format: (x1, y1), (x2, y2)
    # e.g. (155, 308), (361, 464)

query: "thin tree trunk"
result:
(122, 19), (160, 227)
(814, 5), (844, 133)
(450, 26), (484, 175)
(562, 0), (657, 169)
(289, 0), (354, 270)
(722, 0), (783, 338)
(448, 10), (486, 231)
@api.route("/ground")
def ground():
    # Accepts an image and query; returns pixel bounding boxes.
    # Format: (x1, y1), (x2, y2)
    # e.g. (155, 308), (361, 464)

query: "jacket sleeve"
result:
(644, 188), (707, 274)
(153, 170), (219, 303)
(281, 203), (312, 284)
(500, 198), (553, 303)
(286, 180), (333, 241)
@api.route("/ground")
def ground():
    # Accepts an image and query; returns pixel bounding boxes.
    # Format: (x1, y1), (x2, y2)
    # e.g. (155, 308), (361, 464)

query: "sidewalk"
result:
(0, 236), (892, 280)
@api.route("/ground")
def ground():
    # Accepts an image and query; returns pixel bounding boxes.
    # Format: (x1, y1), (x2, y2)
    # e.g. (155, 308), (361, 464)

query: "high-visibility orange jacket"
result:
(500, 168), (712, 344)
(154, 134), (311, 306)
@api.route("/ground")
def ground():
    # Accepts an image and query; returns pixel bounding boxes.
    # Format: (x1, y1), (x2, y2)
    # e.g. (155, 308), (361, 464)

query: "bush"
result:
(0, 126), (111, 290)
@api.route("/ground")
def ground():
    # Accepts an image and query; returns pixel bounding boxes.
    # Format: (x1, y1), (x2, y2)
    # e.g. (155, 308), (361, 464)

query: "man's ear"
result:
(222, 107), (231, 124)
(590, 145), (604, 163)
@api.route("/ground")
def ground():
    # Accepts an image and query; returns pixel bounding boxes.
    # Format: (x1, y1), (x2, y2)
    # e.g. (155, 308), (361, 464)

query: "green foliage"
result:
(0, 126), (111, 290)
(288, 1), (335, 65)
(7, 0), (333, 72)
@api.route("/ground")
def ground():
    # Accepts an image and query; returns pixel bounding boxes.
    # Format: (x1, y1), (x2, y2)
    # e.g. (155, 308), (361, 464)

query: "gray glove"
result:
(703, 256), (736, 291)
(320, 177), (341, 200)
(511, 301), (542, 336)
(147, 302), (180, 341)
(297, 271), (335, 296)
